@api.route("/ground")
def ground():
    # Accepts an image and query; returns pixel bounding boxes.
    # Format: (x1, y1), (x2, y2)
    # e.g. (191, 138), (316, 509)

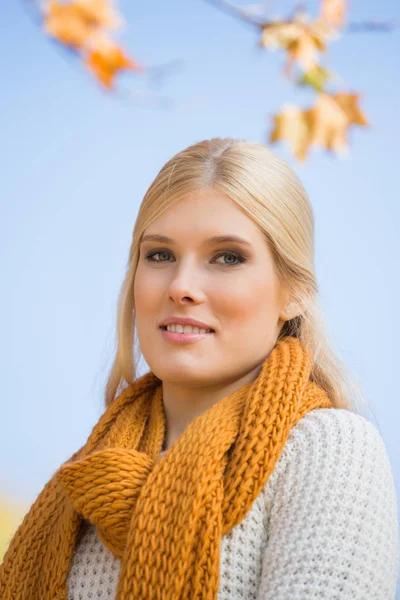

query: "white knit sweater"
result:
(67, 408), (400, 599)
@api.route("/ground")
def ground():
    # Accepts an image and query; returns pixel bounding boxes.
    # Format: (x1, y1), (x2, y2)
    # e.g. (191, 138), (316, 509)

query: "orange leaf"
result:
(44, 0), (92, 48)
(44, 0), (122, 49)
(319, 0), (348, 28)
(74, 0), (123, 30)
(333, 92), (369, 126)
(85, 41), (143, 89)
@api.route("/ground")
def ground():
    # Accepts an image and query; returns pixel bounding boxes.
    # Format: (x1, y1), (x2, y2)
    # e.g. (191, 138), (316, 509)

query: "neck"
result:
(160, 363), (263, 451)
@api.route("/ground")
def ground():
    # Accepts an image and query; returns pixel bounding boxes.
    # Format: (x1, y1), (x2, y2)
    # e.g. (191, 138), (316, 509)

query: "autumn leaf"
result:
(259, 19), (305, 50)
(285, 33), (325, 75)
(319, 0), (348, 28)
(44, 0), (122, 50)
(259, 8), (339, 76)
(307, 92), (369, 153)
(42, 0), (142, 90)
(333, 92), (369, 126)
(269, 104), (312, 161)
(44, 0), (93, 48)
(75, 0), (122, 30)
(304, 93), (349, 154)
(269, 92), (369, 160)
(85, 40), (143, 89)
(297, 65), (332, 92)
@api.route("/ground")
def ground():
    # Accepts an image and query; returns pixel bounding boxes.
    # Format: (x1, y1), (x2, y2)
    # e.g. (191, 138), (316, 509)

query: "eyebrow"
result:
(140, 234), (252, 246)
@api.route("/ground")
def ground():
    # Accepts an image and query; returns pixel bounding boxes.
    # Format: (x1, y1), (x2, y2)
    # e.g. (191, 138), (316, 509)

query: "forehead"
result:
(142, 190), (266, 247)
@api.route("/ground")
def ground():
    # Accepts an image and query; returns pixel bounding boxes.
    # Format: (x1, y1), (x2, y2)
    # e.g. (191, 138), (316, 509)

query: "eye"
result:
(145, 249), (171, 262)
(144, 249), (246, 267)
(213, 251), (246, 267)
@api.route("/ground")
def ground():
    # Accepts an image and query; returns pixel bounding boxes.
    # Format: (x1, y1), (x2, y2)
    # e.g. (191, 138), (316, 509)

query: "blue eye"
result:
(145, 249), (246, 267)
(214, 251), (246, 266)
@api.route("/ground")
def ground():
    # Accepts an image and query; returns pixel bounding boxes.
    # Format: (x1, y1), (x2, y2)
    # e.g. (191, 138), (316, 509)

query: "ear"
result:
(278, 291), (305, 326)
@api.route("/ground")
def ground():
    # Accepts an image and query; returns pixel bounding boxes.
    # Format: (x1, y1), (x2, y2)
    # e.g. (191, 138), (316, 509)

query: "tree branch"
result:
(202, 0), (400, 33)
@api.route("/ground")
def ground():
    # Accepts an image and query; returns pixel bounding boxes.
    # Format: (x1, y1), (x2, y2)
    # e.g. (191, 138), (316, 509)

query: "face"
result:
(133, 188), (288, 387)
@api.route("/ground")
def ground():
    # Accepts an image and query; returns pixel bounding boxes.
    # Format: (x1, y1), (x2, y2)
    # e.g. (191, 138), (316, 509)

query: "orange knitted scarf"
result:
(0, 335), (333, 599)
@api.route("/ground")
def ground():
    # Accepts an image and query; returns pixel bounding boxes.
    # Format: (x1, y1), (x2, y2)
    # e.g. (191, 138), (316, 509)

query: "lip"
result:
(160, 327), (215, 345)
(159, 316), (215, 330)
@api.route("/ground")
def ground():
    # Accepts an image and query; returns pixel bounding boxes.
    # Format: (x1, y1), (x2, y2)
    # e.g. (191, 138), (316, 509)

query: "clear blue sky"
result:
(1, 0), (399, 550)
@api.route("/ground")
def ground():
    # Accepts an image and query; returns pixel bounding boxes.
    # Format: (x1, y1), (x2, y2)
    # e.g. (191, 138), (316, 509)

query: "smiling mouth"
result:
(160, 326), (215, 333)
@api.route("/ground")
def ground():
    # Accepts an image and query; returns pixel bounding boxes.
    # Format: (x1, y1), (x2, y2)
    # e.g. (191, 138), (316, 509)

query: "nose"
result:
(166, 258), (205, 303)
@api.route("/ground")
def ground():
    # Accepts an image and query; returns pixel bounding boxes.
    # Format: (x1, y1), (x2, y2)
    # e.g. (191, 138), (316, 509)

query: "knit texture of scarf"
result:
(0, 335), (334, 600)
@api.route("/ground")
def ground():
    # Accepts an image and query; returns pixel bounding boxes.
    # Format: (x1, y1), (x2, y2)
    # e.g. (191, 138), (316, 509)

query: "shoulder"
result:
(267, 407), (392, 487)
(286, 406), (386, 453)
(264, 407), (399, 531)
(259, 408), (400, 599)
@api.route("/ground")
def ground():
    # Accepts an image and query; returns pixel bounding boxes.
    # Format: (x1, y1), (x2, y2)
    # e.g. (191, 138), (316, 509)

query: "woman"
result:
(0, 137), (398, 599)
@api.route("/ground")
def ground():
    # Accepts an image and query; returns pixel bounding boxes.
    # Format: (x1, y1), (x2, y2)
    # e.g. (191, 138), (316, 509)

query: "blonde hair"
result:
(103, 137), (378, 428)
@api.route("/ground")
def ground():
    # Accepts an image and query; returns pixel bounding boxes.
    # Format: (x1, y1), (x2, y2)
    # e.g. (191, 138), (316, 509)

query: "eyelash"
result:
(144, 249), (246, 268)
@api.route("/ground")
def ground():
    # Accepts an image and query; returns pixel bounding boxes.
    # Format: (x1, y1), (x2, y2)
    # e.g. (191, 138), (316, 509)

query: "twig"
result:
(346, 20), (400, 32)
(201, 0), (262, 27)
(202, 0), (400, 33)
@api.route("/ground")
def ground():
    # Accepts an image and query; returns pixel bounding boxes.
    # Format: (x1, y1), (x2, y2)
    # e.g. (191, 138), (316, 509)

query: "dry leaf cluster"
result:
(43, 0), (143, 88)
(27, 0), (394, 160)
(256, 1), (369, 159)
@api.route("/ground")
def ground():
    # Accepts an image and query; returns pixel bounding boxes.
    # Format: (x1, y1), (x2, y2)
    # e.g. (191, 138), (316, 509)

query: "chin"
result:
(151, 359), (213, 385)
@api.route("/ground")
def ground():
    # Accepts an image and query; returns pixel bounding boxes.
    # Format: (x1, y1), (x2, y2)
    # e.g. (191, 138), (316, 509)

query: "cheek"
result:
(133, 270), (154, 317)
(212, 275), (278, 325)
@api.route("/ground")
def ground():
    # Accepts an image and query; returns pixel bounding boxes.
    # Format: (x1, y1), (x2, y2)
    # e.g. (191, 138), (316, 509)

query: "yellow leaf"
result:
(260, 20), (305, 50)
(269, 104), (313, 161)
(260, 9), (338, 74)
(333, 92), (369, 125)
(269, 92), (368, 160)
(306, 92), (349, 153)
(297, 65), (331, 92)
(307, 92), (368, 154)
(285, 34), (324, 75)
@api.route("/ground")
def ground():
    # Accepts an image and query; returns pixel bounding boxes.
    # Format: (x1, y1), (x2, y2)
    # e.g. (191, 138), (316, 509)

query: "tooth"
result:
(164, 324), (213, 334)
